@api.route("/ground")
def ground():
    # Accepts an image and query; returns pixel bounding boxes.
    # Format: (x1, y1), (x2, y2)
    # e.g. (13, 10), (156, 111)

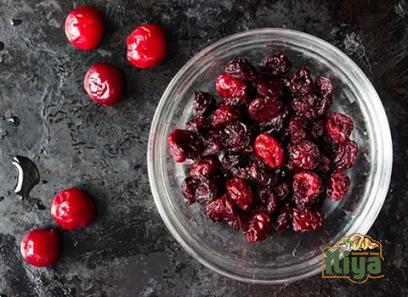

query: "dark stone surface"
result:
(0, 0), (407, 296)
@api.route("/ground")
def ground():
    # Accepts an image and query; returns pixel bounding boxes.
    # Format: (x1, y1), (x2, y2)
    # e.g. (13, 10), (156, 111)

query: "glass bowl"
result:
(147, 28), (392, 284)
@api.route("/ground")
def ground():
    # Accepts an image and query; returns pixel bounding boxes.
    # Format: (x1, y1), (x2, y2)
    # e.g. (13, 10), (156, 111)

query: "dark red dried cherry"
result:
(212, 104), (241, 128)
(315, 76), (334, 98)
(258, 187), (278, 214)
(293, 172), (322, 207)
(334, 140), (358, 169)
(193, 91), (216, 117)
(254, 133), (285, 169)
(215, 73), (248, 102)
(255, 77), (283, 97)
(289, 140), (320, 170)
(291, 94), (318, 119)
(168, 129), (202, 162)
(226, 178), (253, 211)
(246, 211), (272, 242)
(248, 96), (281, 122)
(292, 208), (324, 232)
(327, 170), (350, 201)
(195, 178), (219, 204)
(289, 66), (313, 96)
(288, 116), (307, 144)
(223, 122), (251, 152)
(206, 195), (240, 229)
(224, 58), (256, 81)
(260, 53), (291, 76)
(190, 156), (220, 179)
(182, 177), (197, 204)
(326, 112), (354, 144)
(274, 203), (292, 232)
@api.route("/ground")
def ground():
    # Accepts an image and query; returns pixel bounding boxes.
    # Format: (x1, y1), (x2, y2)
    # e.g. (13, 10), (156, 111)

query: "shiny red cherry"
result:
(20, 229), (62, 267)
(126, 24), (167, 69)
(51, 188), (96, 231)
(84, 63), (125, 106)
(64, 6), (104, 51)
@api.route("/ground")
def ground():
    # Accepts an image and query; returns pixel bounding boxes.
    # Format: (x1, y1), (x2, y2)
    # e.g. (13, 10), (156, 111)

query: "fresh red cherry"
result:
(64, 6), (104, 51)
(20, 229), (62, 267)
(51, 188), (96, 231)
(84, 63), (125, 106)
(126, 24), (167, 69)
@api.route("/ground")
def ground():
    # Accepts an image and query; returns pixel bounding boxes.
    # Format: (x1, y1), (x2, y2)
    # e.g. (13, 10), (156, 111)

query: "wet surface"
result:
(0, 0), (407, 296)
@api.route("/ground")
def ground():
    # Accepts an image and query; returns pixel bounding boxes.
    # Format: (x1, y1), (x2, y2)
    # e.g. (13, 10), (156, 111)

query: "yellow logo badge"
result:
(322, 233), (384, 283)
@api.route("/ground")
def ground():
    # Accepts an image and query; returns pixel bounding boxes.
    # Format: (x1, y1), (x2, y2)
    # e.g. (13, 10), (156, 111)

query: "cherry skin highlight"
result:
(126, 24), (167, 69)
(20, 229), (62, 267)
(51, 188), (96, 231)
(65, 6), (104, 51)
(84, 63), (125, 106)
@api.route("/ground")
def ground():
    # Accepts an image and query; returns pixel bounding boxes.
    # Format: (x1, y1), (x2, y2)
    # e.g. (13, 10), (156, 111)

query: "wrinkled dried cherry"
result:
(327, 170), (350, 201)
(212, 104), (241, 128)
(193, 91), (216, 117)
(248, 96), (281, 122)
(182, 177), (198, 204)
(289, 66), (313, 96)
(315, 76), (334, 98)
(289, 140), (320, 170)
(206, 195), (240, 229)
(326, 112), (354, 144)
(223, 122), (251, 152)
(246, 211), (272, 242)
(186, 117), (210, 134)
(293, 172), (322, 207)
(291, 94), (318, 119)
(275, 204), (292, 232)
(224, 58), (256, 81)
(256, 77), (283, 97)
(203, 129), (224, 155)
(168, 129), (202, 162)
(190, 156), (220, 179)
(288, 116), (307, 143)
(292, 208), (324, 232)
(254, 133), (285, 168)
(334, 140), (358, 169)
(195, 178), (219, 204)
(260, 53), (291, 76)
(226, 178), (253, 211)
(216, 73), (248, 102)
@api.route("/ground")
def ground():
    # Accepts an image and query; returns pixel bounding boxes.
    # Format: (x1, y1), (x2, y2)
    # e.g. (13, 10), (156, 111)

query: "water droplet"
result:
(11, 19), (22, 26)
(12, 156), (40, 200)
(0, 54), (4, 64)
(0, 41), (4, 51)
(6, 116), (20, 127)
(73, 240), (79, 247)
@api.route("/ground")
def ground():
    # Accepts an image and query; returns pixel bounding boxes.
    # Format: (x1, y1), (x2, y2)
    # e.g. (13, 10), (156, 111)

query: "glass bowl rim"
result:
(147, 28), (393, 284)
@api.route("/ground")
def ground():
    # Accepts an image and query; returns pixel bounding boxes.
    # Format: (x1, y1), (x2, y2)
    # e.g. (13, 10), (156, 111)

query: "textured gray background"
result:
(0, 0), (407, 296)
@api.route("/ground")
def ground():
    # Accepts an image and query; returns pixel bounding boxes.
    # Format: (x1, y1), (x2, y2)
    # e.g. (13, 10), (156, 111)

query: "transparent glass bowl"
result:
(147, 28), (392, 284)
